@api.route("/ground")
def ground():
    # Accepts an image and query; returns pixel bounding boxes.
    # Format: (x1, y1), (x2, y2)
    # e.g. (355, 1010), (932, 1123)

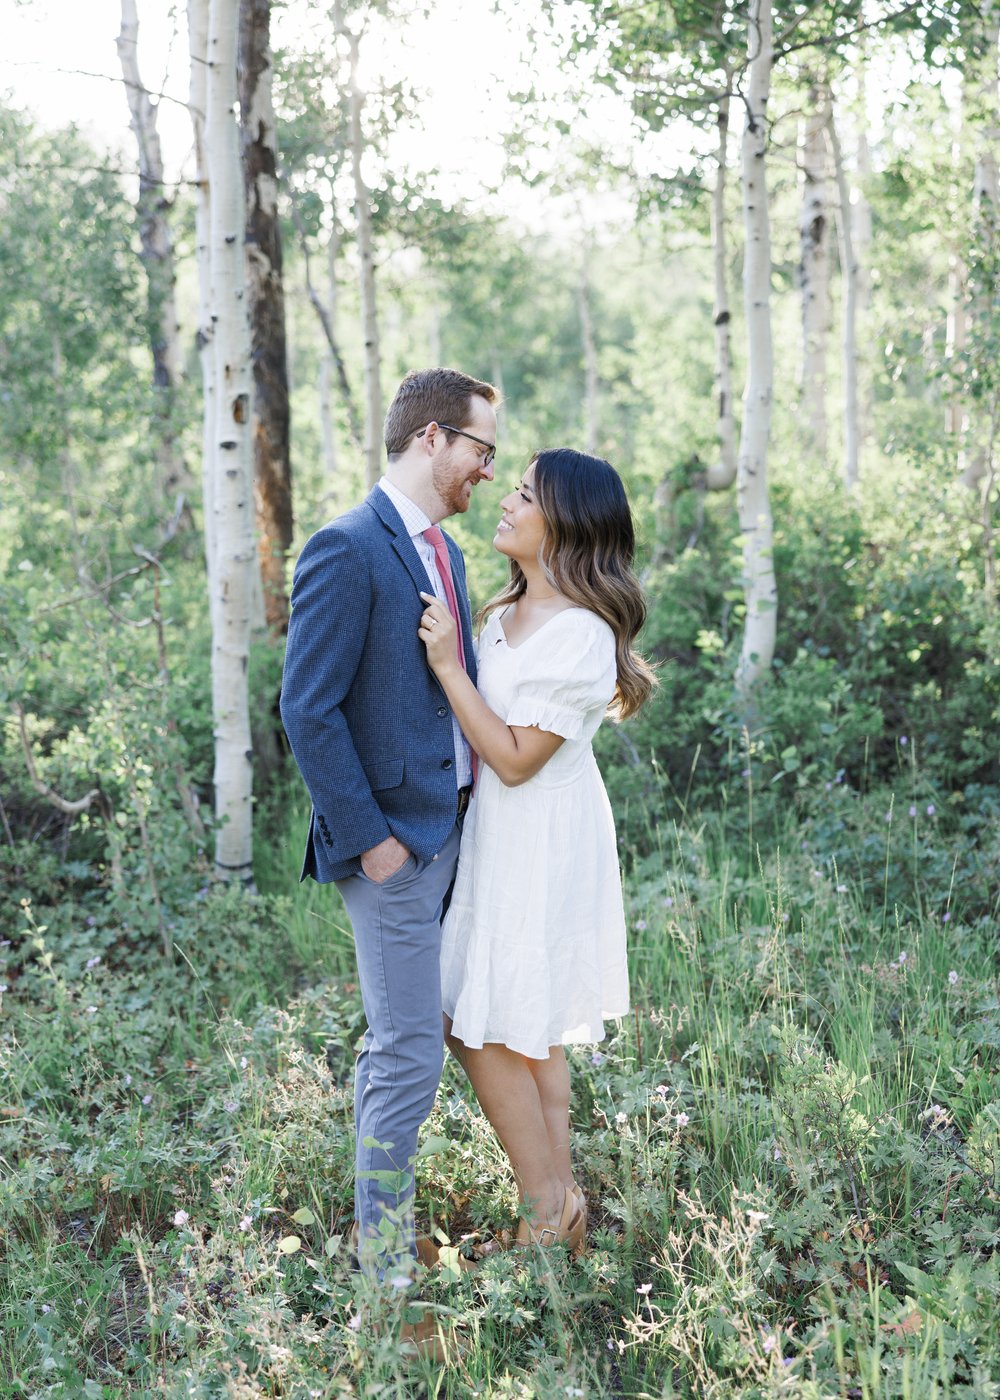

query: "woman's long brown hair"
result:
(479, 448), (656, 720)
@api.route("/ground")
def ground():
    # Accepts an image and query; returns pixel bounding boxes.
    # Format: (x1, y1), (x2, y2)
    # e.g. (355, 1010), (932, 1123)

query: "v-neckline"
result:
(497, 604), (584, 651)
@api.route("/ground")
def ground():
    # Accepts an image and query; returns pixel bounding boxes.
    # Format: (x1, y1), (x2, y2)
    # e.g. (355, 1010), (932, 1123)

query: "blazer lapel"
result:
(366, 486), (432, 600)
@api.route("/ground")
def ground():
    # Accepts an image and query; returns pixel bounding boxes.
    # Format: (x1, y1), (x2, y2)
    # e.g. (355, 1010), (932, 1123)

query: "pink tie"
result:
(423, 526), (467, 671)
(423, 526), (477, 785)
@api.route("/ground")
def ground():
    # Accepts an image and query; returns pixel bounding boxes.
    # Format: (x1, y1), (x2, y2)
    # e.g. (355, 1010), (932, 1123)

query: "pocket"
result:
(363, 852), (416, 887)
(363, 757), (405, 792)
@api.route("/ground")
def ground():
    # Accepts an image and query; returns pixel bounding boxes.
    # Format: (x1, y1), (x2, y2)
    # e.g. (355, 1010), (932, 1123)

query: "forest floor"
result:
(2, 787), (998, 1399)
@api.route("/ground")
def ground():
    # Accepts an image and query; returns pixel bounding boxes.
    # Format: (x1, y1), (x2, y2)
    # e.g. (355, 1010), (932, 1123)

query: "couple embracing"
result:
(280, 367), (654, 1352)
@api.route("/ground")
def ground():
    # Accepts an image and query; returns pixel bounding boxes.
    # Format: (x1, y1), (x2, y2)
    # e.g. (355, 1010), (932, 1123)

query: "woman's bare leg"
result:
(526, 1046), (576, 1191)
(458, 1040), (565, 1229)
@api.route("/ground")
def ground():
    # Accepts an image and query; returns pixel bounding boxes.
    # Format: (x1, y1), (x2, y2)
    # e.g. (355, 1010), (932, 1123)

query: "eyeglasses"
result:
(417, 422), (496, 468)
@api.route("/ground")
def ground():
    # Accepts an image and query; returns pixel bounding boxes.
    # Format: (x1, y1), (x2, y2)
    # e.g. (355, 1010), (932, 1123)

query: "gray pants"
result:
(335, 821), (462, 1273)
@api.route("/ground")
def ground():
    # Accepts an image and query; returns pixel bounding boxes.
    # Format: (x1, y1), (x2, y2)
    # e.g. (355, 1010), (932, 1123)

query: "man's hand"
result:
(361, 834), (411, 884)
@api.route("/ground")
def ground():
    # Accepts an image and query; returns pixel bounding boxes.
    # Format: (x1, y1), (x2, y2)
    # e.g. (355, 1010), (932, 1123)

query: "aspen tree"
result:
(333, 0), (382, 490)
(798, 76), (830, 463)
(829, 107), (861, 491)
(707, 70), (738, 491)
(117, 0), (194, 517)
(189, 0), (256, 884)
(735, 0), (777, 702)
(239, 0), (292, 633)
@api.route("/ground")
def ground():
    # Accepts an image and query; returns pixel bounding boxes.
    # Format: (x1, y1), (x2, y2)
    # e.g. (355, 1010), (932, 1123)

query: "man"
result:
(280, 368), (499, 1293)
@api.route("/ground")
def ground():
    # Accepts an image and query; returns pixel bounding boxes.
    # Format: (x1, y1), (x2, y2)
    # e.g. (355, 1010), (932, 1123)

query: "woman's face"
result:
(494, 463), (548, 565)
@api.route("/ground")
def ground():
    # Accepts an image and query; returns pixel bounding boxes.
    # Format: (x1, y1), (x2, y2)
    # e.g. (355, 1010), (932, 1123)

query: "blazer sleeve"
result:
(279, 525), (392, 862)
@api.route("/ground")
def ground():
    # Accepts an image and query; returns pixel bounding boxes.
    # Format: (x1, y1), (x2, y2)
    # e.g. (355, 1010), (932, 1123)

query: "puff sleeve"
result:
(505, 611), (617, 740)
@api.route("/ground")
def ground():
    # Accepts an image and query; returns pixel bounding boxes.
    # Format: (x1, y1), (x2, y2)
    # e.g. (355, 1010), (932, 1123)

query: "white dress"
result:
(440, 606), (630, 1060)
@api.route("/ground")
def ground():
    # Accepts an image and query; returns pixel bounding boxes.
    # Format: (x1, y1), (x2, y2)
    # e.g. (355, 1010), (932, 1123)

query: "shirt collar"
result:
(378, 476), (432, 537)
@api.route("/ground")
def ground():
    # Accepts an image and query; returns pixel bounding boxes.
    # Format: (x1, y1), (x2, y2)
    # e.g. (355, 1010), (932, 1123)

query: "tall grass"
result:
(1, 777), (997, 1398)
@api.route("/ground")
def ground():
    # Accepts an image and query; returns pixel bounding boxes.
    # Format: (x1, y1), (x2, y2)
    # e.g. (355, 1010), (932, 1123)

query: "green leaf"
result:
(291, 1207), (316, 1226)
(277, 1235), (301, 1254)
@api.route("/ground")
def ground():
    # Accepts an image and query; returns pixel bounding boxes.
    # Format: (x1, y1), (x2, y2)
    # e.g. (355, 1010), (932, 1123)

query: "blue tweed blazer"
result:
(280, 485), (477, 883)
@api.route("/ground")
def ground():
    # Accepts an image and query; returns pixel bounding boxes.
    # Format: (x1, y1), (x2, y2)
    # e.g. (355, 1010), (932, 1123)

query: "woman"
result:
(418, 447), (655, 1252)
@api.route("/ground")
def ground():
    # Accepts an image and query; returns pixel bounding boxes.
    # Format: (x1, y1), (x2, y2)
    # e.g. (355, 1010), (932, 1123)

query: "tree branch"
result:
(13, 704), (101, 817)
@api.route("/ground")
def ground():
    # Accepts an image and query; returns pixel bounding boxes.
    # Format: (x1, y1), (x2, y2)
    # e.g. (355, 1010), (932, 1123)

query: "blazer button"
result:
(441, 758), (453, 770)
(437, 706), (448, 718)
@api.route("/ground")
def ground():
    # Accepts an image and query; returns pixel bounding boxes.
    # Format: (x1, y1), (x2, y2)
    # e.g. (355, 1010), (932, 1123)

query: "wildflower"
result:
(74, 1298), (82, 1306)
(388, 1274), (412, 1290)
(762, 1333), (776, 1354)
(942, 911), (951, 923)
(0, 985), (7, 994)
(239, 1215), (252, 1232)
(86, 1005), (97, 1015)
(223, 1100), (238, 1114)
(635, 919), (648, 932)
(85, 956), (101, 970)
(566, 1389), (584, 1397)
(675, 1111), (690, 1128)
(86, 915), (97, 926)
(636, 1283), (652, 1295)
(240, 1056), (248, 1069)
(926, 804), (935, 816)
(836, 884), (847, 894)
(884, 811), (892, 822)
(835, 768), (845, 783)
(662, 896), (674, 908)
(142, 1094), (152, 1105)
(948, 969), (958, 985)
(746, 1210), (769, 1227)
(825, 781), (832, 791)
(41, 1304), (51, 1314)
(782, 912), (790, 923)
(773, 1147), (782, 1161)
(812, 870), (822, 879)
(900, 735), (908, 746)
(908, 804), (917, 817)
(124, 1074), (132, 1087)
(590, 1051), (605, 1067)
(615, 1111), (628, 1126)
(173, 1209), (190, 1227)
(898, 951), (907, 965)
(347, 1313), (362, 1332)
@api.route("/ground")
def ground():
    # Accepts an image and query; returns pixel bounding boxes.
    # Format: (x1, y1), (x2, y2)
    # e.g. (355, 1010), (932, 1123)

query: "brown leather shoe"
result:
(399, 1307), (467, 1364)
(352, 1221), (477, 1273)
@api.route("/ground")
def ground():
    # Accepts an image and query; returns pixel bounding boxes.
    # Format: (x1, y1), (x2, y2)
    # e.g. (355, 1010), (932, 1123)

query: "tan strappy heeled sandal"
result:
(515, 1185), (586, 1255)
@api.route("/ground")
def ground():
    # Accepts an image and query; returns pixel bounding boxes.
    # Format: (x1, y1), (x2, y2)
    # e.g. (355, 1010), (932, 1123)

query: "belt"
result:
(456, 785), (473, 818)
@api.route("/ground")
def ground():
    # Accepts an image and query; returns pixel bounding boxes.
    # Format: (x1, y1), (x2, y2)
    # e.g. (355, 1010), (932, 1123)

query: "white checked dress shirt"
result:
(378, 477), (473, 789)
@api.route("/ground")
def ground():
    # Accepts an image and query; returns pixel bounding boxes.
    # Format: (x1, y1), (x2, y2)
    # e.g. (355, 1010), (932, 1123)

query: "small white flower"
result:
(41, 1304), (51, 1314)
(773, 1147), (782, 1161)
(948, 969), (959, 985)
(124, 1074), (132, 1087)
(836, 884), (847, 894)
(347, 1313), (363, 1332)
(898, 951), (907, 964)
(0, 985), (8, 994)
(747, 1210), (769, 1227)
(239, 1215), (252, 1232)
(762, 1333), (776, 1354)
(86, 1005), (97, 1015)
(662, 896), (674, 908)
(240, 1056), (248, 1069)
(389, 1274), (412, 1290)
(173, 1209), (189, 1227)
(635, 919), (648, 932)
(590, 1051), (605, 1067)
(85, 956), (101, 970)
(636, 1283), (652, 1295)
(142, 1094), (152, 1106)
(675, 1111), (690, 1127)
(615, 1111), (628, 1126)
(223, 1100), (238, 1114)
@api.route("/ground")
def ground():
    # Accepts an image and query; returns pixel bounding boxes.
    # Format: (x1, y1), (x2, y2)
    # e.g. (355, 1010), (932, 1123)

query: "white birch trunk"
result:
(829, 109), (861, 491)
(707, 80), (737, 490)
(335, 0), (382, 490)
(579, 244), (599, 455)
(200, 0), (256, 883)
(962, 1), (1000, 489)
(945, 106), (968, 437)
(188, 0), (216, 592)
(320, 220), (341, 483)
(799, 80), (830, 462)
(735, 0), (777, 703)
(118, 0), (193, 515)
(853, 51), (874, 313)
